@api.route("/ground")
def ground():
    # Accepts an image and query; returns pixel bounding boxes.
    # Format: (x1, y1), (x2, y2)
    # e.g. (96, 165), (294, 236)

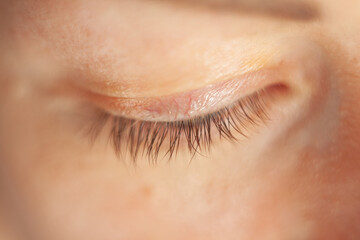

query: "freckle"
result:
(140, 185), (153, 198)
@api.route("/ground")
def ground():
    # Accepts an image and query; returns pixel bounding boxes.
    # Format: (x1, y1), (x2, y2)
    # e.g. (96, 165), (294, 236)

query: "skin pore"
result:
(1, 0), (360, 239)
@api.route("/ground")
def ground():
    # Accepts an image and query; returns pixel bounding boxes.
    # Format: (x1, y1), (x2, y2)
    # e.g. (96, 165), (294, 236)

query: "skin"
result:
(1, 0), (360, 239)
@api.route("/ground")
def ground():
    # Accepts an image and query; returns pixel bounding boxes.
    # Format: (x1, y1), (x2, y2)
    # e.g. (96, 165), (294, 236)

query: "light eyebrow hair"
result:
(150, 0), (320, 21)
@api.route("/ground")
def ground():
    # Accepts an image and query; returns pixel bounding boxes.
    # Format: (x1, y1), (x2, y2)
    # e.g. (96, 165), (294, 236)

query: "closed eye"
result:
(85, 87), (275, 163)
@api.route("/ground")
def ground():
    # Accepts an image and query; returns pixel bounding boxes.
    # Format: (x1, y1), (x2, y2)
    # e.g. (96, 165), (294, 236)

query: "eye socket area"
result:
(71, 68), (291, 162)
(61, 38), (328, 163)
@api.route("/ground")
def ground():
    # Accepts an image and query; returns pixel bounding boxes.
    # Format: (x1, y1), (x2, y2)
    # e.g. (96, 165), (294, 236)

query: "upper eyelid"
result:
(71, 67), (281, 122)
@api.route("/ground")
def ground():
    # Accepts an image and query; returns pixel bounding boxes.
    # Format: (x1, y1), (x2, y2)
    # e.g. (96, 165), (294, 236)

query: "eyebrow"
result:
(152, 0), (320, 21)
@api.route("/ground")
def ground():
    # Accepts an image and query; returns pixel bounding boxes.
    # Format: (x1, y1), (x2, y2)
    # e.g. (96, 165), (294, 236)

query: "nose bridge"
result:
(314, 32), (360, 154)
(335, 53), (360, 158)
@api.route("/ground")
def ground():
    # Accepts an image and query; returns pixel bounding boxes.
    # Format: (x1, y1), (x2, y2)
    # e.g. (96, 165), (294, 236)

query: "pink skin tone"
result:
(1, 0), (360, 240)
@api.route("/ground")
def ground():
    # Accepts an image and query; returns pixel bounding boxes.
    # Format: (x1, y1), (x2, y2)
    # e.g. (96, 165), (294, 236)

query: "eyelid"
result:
(87, 87), (274, 162)
(75, 67), (280, 122)
(78, 68), (289, 162)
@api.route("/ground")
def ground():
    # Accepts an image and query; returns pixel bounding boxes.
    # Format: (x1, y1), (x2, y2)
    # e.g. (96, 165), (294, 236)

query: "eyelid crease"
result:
(85, 87), (274, 163)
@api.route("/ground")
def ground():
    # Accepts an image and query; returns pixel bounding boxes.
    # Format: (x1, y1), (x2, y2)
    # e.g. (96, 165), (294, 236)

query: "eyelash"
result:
(86, 89), (271, 163)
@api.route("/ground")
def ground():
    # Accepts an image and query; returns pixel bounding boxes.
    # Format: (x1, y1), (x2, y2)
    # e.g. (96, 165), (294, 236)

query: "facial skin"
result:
(1, 0), (360, 239)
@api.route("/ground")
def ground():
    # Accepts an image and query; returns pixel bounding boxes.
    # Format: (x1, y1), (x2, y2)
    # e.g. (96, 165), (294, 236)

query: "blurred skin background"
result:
(1, 0), (360, 239)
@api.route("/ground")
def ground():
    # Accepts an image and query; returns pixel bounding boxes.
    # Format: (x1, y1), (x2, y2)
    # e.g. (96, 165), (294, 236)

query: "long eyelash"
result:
(87, 89), (271, 163)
